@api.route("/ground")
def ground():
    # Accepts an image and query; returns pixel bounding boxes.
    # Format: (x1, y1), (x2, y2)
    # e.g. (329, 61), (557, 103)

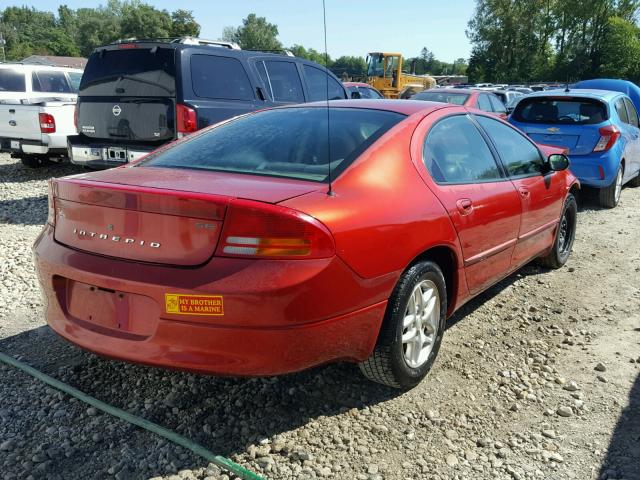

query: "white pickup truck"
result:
(0, 97), (77, 167)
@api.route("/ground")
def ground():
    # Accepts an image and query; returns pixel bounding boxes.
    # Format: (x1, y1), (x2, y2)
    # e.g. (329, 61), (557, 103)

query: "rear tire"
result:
(599, 165), (623, 208)
(359, 261), (446, 389)
(629, 170), (640, 187)
(538, 193), (577, 269)
(20, 155), (52, 168)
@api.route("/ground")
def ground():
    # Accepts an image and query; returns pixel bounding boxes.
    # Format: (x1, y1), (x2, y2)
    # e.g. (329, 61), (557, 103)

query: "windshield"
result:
(367, 54), (384, 77)
(513, 97), (608, 124)
(141, 107), (405, 182)
(80, 47), (176, 96)
(412, 91), (469, 105)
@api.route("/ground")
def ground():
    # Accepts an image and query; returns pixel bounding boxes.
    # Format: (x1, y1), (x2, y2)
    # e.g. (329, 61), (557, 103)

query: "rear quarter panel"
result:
(281, 113), (465, 306)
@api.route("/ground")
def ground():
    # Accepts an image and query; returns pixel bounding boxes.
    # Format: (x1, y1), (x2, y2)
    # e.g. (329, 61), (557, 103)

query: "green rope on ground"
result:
(0, 351), (264, 480)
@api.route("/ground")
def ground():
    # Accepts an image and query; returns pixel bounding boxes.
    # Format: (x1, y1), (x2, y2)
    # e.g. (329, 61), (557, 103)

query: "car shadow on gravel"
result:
(598, 372), (640, 480)
(0, 195), (47, 225)
(0, 158), (85, 183)
(0, 325), (399, 474)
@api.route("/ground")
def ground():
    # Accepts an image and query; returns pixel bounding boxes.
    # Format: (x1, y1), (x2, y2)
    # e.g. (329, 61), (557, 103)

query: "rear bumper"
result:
(568, 150), (619, 188)
(67, 135), (156, 168)
(0, 137), (67, 156)
(33, 225), (392, 376)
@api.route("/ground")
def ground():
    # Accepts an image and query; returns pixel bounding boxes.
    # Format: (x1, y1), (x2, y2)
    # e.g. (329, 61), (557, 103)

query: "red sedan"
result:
(34, 100), (578, 389)
(412, 88), (508, 119)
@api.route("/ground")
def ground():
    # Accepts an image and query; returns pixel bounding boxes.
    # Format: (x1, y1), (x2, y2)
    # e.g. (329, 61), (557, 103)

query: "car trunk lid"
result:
(52, 167), (322, 265)
(519, 124), (601, 155)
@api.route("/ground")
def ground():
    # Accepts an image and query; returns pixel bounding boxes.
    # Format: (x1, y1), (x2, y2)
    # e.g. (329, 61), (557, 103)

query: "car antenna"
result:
(322, 0), (335, 196)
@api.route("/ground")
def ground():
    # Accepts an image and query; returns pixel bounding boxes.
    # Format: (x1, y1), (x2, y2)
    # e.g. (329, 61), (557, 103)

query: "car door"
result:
(475, 114), (565, 267)
(301, 64), (347, 101)
(622, 97), (640, 180)
(419, 113), (522, 294)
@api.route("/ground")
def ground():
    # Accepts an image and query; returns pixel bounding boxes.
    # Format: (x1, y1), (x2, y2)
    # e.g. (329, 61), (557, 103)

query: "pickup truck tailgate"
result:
(0, 105), (42, 141)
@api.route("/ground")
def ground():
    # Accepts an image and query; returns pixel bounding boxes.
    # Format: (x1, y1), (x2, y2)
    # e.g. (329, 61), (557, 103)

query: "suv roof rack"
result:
(109, 37), (241, 50)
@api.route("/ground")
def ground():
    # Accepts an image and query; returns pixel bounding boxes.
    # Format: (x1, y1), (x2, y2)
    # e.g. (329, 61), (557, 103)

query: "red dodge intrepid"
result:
(34, 100), (578, 389)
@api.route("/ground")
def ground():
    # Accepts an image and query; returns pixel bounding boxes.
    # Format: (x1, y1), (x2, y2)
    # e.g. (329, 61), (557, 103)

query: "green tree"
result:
(170, 9), (200, 37)
(598, 16), (640, 81)
(330, 56), (367, 77)
(222, 13), (282, 51)
(120, 1), (173, 39)
(289, 44), (329, 65)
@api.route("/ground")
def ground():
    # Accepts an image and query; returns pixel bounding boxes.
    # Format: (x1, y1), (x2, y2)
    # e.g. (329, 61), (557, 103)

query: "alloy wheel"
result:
(402, 280), (440, 368)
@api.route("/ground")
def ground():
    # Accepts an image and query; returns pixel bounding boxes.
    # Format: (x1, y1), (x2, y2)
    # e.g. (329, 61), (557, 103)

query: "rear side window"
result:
(191, 55), (253, 101)
(303, 65), (345, 101)
(67, 72), (82, 92)
(363, 87), (383, 99)
(615, 98), (629, 124)
(624, 97), (639, 128)
(0, 69), (26, 92)
(513, 97), (608, 124)
(423, 115), (502, 184)
(476, 115), (544, 177)
(32, 71), (73, 93)
(412, 91), (469, 105)
(141, 107), (404, 182)
(477, 94), (492, 112)
(80, 47), (176, 96)
(257, 61), (304, 103)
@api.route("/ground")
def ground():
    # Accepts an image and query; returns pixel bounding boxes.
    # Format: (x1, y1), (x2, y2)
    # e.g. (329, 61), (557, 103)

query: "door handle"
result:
(456, 198), (473, 215)
(518, 187), (530, 199)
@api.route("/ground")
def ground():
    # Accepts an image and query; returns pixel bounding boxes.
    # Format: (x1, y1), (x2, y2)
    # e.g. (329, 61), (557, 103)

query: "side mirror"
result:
(548, 153), (569, 171)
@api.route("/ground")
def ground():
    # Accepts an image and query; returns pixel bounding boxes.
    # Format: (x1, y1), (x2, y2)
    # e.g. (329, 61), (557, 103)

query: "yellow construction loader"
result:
(366, 52), (436, 99)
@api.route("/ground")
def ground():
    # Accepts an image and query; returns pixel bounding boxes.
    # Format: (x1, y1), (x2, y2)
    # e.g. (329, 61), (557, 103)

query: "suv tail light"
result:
(47, 179), (57, 226)
(593, 125), (620, 152)
(216, 199), (335, 259)
(176, 103), (197, 135)
(39, 113), (56, 134)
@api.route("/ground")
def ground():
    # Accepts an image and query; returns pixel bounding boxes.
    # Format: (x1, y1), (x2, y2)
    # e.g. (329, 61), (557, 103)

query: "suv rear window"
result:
(513, 97), (608, 125)
(0, 69), (26, 92)
(80, 47), (176, 97)
(141, 107), (405, 182)
(191, 55), (253, 101)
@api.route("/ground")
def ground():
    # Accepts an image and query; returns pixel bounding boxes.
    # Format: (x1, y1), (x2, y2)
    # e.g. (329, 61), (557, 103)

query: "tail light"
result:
(216, 199), (335, 259)
(593, 125), (620, 152)
(39, 113), (56, 134)
(176, 103), (197, 136)
(46, 180), (57, 226)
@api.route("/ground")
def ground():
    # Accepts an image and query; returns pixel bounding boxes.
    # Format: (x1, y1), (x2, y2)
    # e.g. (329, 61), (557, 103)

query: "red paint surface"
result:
(33, 101), (577, 376)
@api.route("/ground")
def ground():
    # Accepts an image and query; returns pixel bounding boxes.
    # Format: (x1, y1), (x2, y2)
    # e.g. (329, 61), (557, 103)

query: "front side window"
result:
(32, 71), (74, 93)
(624, 97), (639, 128)
(261, 61), (304, 103)
(191, 55), (253, 101)
(0, 69), (25, 92)
(489, 95), (506, 113)
(423, 115), (502, 184)
(477, 94), (492, 112)
(303, 65), (345, 101)
(141, 107), (404, 182)
(476, 115), (544, 177)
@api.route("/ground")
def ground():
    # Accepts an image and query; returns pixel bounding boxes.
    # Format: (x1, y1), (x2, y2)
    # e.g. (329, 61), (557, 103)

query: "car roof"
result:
(0, 63), (83, 73)
(296, 99), (455, 116)
(418, 88), (479, 95)
(522, 88), (623, 101)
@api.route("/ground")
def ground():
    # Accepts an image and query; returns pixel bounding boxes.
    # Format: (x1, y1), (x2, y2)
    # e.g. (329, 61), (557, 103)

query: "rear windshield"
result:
(412, 91), (469, 105)
(80, 47), (176, 97)
(513, 97), (608, 124)
(0, 69), (26, 92)
(141, 107), (405, 182)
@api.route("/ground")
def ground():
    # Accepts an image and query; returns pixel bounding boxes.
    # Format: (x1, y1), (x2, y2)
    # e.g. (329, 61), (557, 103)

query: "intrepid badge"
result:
(72, 228), (160, 248)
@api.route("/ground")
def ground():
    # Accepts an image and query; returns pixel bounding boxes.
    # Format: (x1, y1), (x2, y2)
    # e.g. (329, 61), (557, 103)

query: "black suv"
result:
(68, 37), (348, 168)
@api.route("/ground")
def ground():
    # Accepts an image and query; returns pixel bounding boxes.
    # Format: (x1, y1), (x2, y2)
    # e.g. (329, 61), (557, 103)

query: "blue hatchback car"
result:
(510, 89), (640, 208)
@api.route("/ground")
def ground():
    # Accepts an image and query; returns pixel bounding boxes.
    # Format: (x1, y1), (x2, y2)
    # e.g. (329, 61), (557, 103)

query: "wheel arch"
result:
(406, 244), (459, 316)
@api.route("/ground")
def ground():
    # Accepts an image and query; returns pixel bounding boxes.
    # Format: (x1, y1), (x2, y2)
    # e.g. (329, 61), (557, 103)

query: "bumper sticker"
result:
(165, 294), (224, 316)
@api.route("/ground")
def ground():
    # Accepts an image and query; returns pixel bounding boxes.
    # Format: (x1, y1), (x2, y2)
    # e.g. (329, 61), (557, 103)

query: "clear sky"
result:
(0, 0), (476, 61)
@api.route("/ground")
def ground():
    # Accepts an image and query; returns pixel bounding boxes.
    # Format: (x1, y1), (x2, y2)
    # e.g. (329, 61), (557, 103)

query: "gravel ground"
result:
(0, 153), (639, 480)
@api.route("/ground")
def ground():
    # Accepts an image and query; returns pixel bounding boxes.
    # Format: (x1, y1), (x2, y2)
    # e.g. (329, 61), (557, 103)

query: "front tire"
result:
(539, 193), (577, 269)
(359, 261), (446, 389)
(599, 165), (623, 208)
